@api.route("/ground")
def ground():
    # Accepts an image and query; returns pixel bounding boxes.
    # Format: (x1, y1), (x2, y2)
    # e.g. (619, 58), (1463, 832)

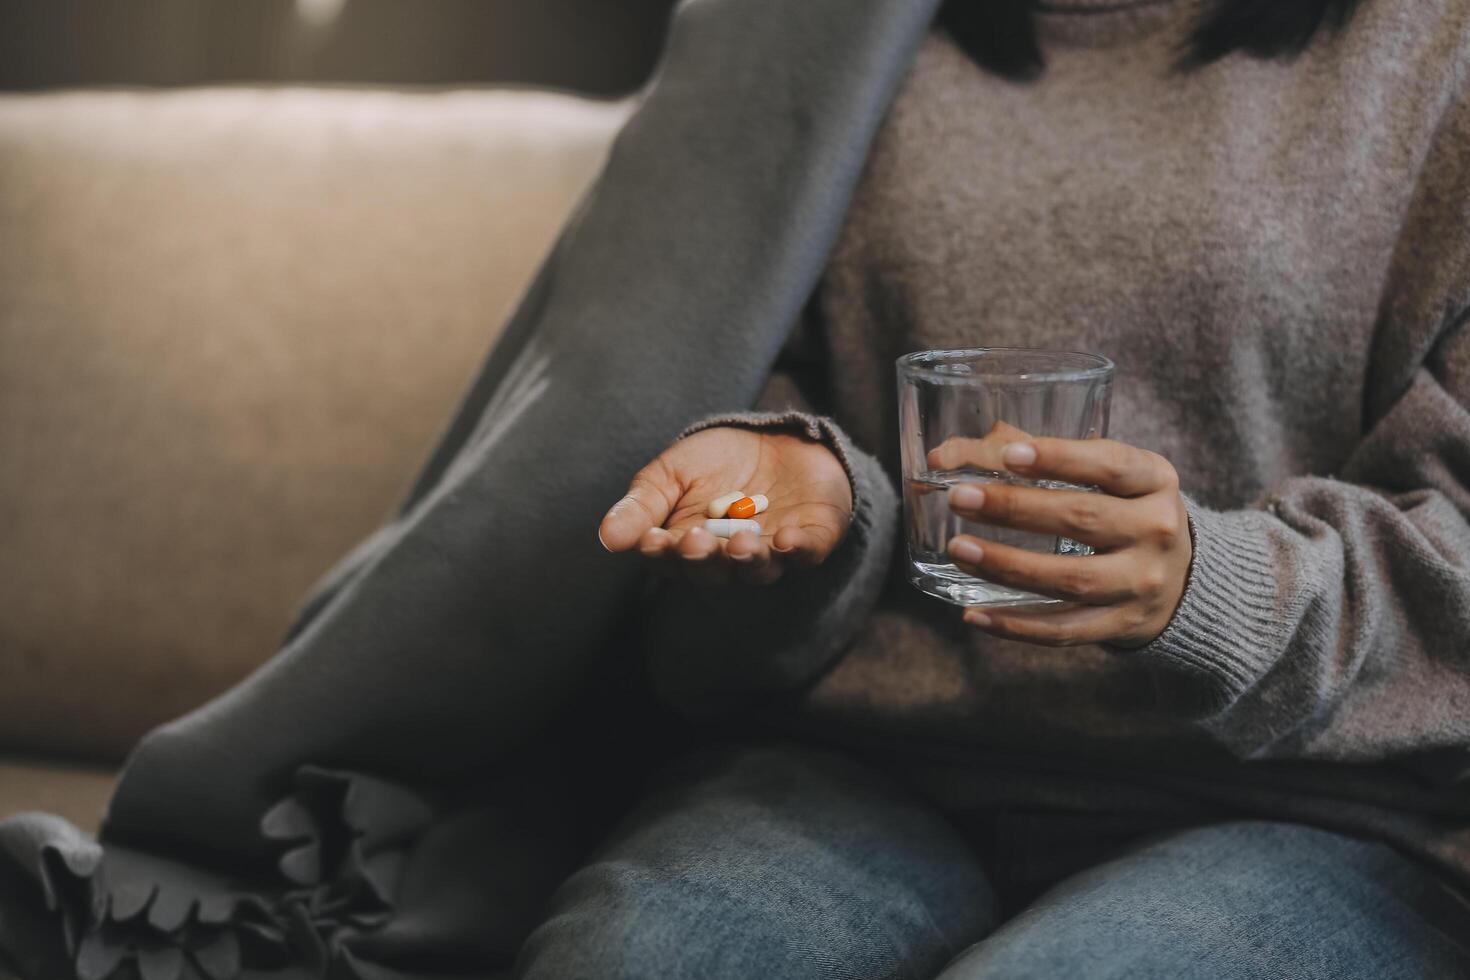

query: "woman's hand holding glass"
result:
(598, 426), (853, 586)
(944, 433), (1192, 648)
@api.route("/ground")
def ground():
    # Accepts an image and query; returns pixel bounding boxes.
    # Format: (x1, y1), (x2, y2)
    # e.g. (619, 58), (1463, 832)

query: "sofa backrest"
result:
(0, 87), (630, 762)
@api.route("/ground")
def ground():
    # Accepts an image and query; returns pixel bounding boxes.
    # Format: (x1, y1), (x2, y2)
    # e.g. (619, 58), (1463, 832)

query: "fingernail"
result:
(949, 484), (985, 511)
(597, 527), (611, 552)
(966, 610), (992, 627)
(949, 538), (983, 565)
(1003, 442), (1037, 468)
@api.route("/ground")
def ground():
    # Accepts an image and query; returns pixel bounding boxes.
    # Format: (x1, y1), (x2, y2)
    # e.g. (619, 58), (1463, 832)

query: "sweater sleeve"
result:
(1131, 85), (1470, 772)
(638, 295), (901, 720)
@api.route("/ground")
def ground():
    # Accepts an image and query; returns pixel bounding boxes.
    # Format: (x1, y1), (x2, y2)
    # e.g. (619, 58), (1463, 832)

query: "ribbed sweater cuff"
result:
(1129, 496), (1287, 713)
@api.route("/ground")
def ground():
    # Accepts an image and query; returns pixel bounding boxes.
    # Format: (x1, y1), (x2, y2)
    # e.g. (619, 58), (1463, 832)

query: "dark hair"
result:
(937, 0), (1366, 81)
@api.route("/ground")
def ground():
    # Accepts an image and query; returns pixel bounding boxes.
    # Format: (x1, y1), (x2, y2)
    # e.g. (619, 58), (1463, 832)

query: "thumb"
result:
(598, 461), (679, 552)
(926, 420), (1035, 472)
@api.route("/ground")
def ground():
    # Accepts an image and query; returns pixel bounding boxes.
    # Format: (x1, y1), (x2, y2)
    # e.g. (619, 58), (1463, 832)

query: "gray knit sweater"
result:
(644, 0), (1470, 887)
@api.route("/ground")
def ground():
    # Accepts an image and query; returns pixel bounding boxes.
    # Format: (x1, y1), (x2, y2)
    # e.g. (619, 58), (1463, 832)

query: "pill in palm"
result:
(752, 494), (769, 514)
(706, 490), (748, 519)
(727, 496), (758, 519)
(704, 518), (761, 539)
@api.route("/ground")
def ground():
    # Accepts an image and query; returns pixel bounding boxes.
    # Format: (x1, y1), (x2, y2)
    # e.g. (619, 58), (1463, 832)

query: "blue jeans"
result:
(514, 743), (1470, 980)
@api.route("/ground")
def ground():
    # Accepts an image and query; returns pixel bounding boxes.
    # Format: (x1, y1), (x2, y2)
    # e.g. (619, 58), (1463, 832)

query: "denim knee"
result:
(936, 821), (1470, 980)
(514, 742), (994, 980)
(516, 857), (849, 980)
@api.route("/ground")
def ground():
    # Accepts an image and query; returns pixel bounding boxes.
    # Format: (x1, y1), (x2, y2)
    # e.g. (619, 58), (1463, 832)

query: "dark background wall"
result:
(0, 0), (679, 95)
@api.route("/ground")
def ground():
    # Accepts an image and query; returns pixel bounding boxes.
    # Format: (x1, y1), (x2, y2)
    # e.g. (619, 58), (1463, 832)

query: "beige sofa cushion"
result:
(0, 88), (630, 762)
(0, 758), (116, 836)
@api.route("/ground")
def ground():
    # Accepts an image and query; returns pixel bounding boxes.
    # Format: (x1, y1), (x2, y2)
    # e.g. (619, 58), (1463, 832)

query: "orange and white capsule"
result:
(725, 494), (771, 520)
(706, 490), (748, 519)
(726, 496), (757, 519)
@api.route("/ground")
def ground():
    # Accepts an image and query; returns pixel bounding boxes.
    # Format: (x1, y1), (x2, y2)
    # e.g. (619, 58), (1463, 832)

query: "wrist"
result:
(1118, 496), (1286, 714)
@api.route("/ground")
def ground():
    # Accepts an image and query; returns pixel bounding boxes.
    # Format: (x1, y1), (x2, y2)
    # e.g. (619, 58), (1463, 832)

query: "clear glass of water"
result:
(897, 348), (1114, 608)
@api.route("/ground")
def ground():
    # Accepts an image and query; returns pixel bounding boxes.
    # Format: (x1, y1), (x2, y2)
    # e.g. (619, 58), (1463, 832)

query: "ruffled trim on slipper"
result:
(0, 767), (436, 980)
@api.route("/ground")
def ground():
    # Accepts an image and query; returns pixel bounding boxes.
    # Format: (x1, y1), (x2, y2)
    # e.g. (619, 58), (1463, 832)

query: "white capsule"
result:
(751, 494), (769, 515)
(706, 490), (748, 519)
(703, 518), (761, 539)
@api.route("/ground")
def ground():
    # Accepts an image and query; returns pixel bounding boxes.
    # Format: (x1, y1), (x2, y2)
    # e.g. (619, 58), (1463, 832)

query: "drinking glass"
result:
(897, 348), (1114, 607)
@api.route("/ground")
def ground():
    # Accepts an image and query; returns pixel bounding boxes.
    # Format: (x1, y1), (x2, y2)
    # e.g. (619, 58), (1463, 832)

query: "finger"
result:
(999, 438), (1177, 498)
(946, 535), (1137, 604)
(638, 526), (679, 559)
(634, 527), (684, 580)
(677, 526), (732, 587)
(677, 525), (723, 560)
(599, 458), (681, 551)
(727, 530), (784, 586)
(947, 482), (1134, 550)
(724, 527), (766, 560)
(771, 524), (840, 567)
(962, 602), (1124, 647)
(725, 527), (770, 572)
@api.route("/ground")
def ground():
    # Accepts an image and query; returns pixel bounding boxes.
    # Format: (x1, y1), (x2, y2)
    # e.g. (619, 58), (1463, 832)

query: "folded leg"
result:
(515, 741), (995, 980)
(938, 820), (1470, 980)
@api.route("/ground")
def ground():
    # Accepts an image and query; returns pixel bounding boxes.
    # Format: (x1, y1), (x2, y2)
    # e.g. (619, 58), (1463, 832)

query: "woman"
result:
(2, 0), (1466, 977)
(543, 0), (1470, 976)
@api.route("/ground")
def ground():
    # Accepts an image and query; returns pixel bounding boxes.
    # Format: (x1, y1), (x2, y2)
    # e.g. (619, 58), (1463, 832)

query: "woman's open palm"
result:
(598, 426), (853, 586)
